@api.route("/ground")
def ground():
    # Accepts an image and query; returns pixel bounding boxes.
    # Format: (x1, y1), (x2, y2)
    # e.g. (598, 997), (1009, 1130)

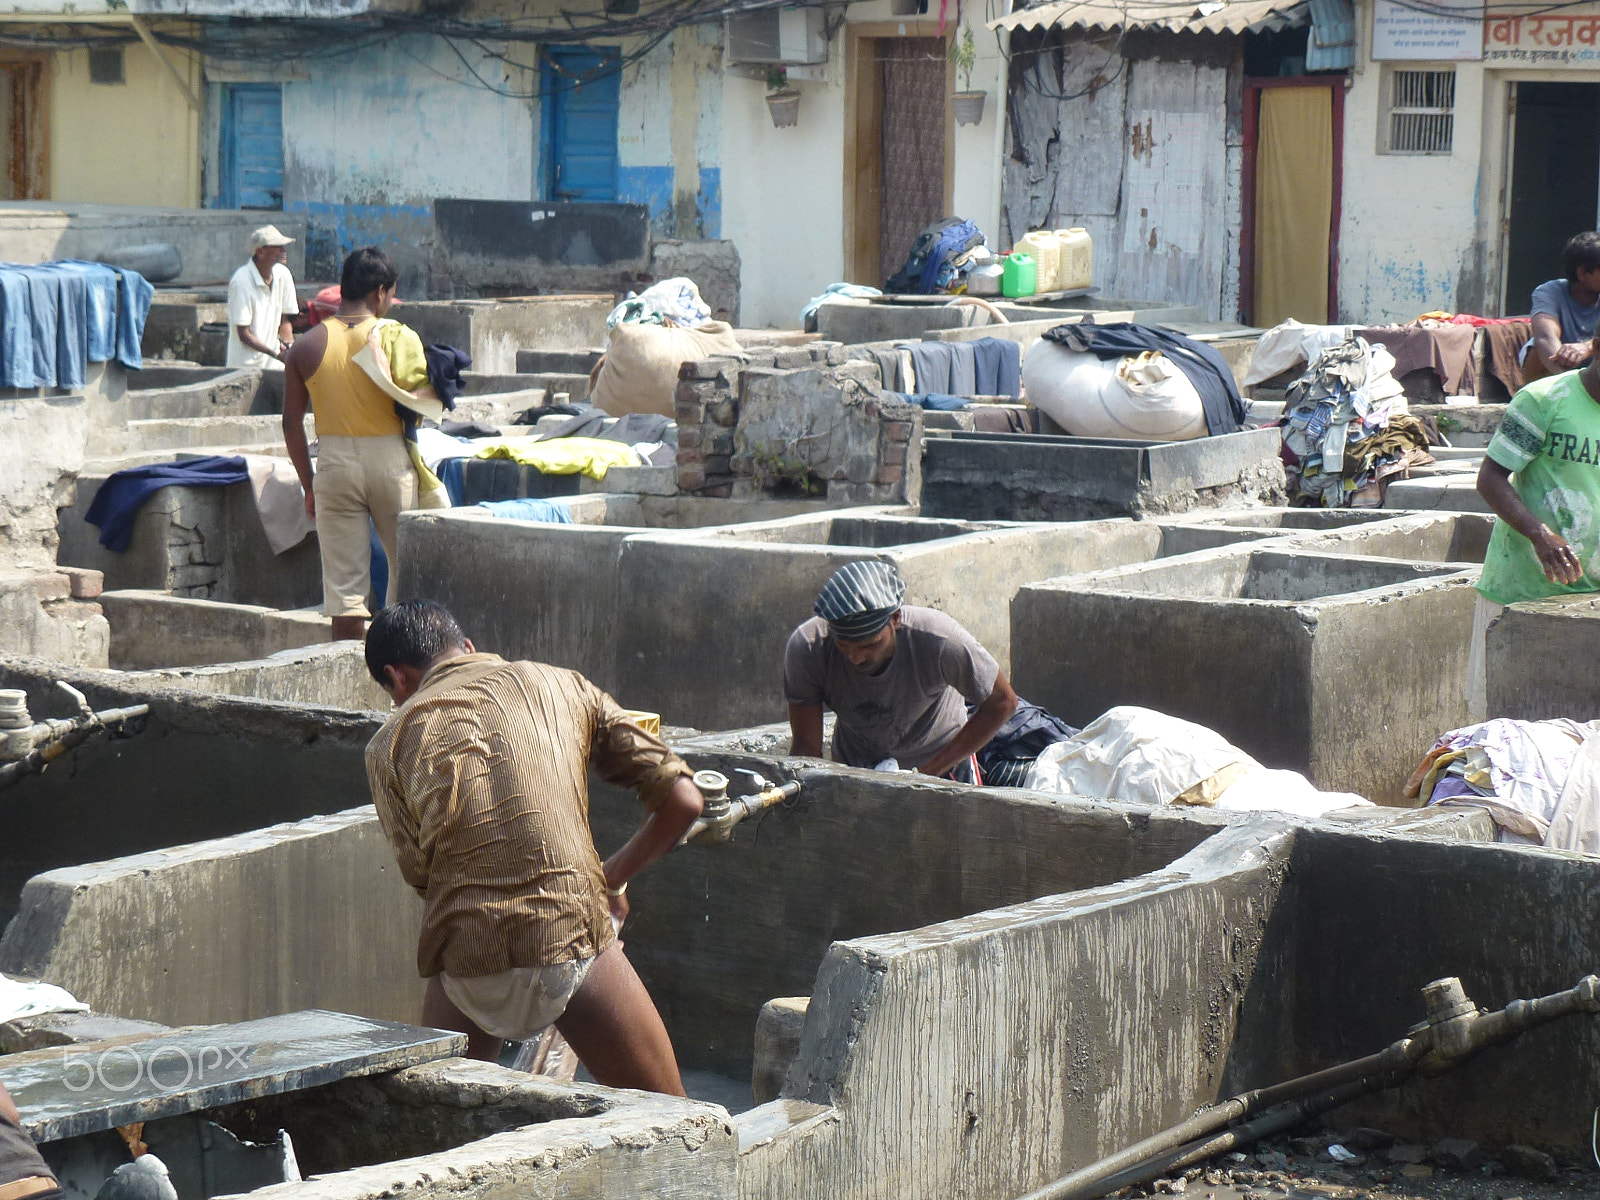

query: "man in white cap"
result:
(227, 224), (299, 369)
(784, 559), (1019, 782)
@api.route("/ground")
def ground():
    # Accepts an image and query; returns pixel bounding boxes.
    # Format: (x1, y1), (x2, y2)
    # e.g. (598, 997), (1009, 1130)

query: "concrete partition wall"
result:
(0, 809), (422, 1028)
(58, 481), (322, 609)
(739, 820), (1294, 1200)
(0, 658), (378, 929)
(1286, 828), (1600, 1150)
(397, 511), (640, 695)
(616, 516), (1163, 729)
(1486, 593), (1600, 720)
(587, 756), (1231, 1084)
(1012, 548), (1480, 801)
(400, 508), (1166, 729)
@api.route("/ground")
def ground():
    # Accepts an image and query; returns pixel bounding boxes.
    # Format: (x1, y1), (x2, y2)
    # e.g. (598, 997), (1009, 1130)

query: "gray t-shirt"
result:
(1531, 278), (1600, 344)
(783, 606), (999, 769)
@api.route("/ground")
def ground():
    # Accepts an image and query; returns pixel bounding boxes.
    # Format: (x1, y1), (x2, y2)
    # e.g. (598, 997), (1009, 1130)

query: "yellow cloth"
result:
(1254, 87), (1333, 327)
(474, 436), (641, 480)
(307, 317), (427, 438)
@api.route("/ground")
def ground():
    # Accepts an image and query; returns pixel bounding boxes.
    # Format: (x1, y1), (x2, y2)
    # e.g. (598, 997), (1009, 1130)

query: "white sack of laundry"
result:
(1022, 340), (1207, 441)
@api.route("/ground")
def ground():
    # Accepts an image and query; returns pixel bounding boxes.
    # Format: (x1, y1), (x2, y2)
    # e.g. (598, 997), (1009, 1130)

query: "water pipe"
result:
(0, 682), (150, 790)
(683, 768), (802, 846)
(1018, 973), (1600, 1200)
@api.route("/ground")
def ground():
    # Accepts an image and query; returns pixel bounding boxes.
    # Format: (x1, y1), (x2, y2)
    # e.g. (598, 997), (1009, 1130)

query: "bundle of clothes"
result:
(1024, 706), (1370, 819)
(1278, 336), (1436, 507)
(1407, 718), (1600, 853)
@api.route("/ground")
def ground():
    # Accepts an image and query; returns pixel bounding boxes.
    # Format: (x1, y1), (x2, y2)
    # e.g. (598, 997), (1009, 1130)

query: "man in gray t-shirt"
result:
(783, 560), (1018, 780)
(1528, 231), (1600, 377)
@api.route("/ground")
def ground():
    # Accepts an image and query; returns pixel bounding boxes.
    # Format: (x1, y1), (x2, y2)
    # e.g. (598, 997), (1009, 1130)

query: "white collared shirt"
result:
(226, 260), (299, 369)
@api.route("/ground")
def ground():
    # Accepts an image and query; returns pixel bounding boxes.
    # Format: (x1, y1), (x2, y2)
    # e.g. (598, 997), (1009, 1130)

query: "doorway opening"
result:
(844, 25), (953, 287)
(1503, 81), (1600, 314)
(1241, 77), (1343, 326)
(218, 83), (284, 210)
(541, 47), (621, 203)
(0, 55), (47, 200)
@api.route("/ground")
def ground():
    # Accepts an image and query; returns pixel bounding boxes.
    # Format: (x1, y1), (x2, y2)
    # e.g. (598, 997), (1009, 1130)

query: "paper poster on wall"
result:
(1371, 0), (1482, 60)
(1484, 5), (1600, 65)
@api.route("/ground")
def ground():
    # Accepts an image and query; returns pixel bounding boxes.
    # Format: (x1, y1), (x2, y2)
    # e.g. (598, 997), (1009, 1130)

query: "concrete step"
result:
(514, 372), (592, 403)
(126, 414), (310, 453)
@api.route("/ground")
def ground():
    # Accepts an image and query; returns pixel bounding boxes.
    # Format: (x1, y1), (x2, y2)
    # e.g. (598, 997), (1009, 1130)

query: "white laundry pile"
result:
(1243, 318), (1359, 387)
(1024, 706), (1370, 818)
(0, 972), (88, 1024)
(1411, 718), (1600, 852)
(607, 277), (714, 329)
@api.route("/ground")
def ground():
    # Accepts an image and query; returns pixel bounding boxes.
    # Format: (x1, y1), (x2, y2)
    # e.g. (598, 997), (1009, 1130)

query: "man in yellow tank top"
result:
(282, 247), (432, 640)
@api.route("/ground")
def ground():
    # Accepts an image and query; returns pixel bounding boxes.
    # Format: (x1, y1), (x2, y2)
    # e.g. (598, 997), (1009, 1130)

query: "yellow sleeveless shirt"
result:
(306, 317), (405, 438)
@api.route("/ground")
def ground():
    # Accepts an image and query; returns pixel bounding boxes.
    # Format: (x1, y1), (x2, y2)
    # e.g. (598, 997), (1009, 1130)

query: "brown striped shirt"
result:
(365, 652), (692, 978)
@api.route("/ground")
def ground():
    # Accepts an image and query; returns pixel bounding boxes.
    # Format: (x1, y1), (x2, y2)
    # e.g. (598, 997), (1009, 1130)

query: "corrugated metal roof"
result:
(1305, 0), (1355, 67)
(989, 0), (1310, 36)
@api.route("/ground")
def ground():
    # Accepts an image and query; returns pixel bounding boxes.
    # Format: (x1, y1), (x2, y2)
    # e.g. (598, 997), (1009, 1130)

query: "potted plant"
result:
(951, 28), (985, 125)
(765, 67), (800, 128)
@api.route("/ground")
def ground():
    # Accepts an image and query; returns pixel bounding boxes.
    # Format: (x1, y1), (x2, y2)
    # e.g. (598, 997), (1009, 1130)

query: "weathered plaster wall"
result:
(280, 36), (539, 287)
(1001, 32), (1238, 321)
(614, 25), (723, 239)
(50, 42), (202, 209)
(722, 5), (1007, 327)
(1338, 7), (1489, 321)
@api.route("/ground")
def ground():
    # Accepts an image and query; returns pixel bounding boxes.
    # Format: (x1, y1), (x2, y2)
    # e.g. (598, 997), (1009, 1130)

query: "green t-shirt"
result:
(1477, 371), (1600, 605)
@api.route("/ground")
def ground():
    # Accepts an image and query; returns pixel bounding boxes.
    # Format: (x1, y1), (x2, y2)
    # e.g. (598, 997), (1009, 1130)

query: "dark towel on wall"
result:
(908, 342), (954, 395)
(970, 337), (1022, 399)
(424, 343), (472, 405)
(948, 341), (977, 397)
(1042, 322), (1246, 435)
(85, 456), (249, 552)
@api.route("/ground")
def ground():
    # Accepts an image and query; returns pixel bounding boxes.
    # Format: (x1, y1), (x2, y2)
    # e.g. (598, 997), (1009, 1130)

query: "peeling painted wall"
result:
(1001, 31), (1239, 321)
(616, 27), (724, 239)
(277, 36), (538, 289)
(1338, 4), (1488, 323)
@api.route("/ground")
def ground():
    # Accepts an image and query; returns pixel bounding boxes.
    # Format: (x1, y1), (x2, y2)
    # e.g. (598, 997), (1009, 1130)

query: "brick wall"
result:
(673, 344), (922, 504)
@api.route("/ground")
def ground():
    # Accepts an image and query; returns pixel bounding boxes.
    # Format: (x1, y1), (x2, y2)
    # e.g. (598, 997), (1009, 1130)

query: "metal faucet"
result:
(683, 768), (802, 846)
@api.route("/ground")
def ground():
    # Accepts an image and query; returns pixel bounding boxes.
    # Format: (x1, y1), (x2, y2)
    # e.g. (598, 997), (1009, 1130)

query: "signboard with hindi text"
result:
(1372, 0), (1483, 60)
(1485, 8), (1600, 65)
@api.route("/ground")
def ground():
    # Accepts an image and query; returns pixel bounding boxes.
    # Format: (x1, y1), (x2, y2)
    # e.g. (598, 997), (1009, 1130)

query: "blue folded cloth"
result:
(85, 456), (249, 552)
(477, 498), (573, 524)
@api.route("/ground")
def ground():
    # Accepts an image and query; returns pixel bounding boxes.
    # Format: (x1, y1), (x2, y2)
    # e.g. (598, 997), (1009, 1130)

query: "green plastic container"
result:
(1001, 253), (1037, 298)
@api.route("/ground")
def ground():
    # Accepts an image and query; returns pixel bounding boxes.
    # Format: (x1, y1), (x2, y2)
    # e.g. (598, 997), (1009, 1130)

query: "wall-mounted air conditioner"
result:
(726, 6), (828, 65)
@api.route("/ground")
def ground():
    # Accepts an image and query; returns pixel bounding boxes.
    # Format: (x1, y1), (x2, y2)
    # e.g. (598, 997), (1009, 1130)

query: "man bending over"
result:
(364, 600), (703, 1093)
(784, 560), (1018, 781)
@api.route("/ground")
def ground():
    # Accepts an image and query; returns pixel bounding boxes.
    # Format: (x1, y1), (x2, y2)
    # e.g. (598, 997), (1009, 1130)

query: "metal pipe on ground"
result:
(1019, 974), (1600, 1200)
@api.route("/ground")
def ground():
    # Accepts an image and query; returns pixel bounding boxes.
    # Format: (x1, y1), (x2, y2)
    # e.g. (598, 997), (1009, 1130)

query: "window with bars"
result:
(1384, 68), (1454, 155)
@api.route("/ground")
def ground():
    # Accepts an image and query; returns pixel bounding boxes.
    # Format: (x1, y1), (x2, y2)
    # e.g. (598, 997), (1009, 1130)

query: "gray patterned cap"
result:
(814, 560), (906, 641)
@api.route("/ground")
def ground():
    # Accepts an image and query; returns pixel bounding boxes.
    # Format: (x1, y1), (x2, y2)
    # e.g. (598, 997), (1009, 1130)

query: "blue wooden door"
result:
(219, 84), (284, 210)
(542, 48), (620, 202)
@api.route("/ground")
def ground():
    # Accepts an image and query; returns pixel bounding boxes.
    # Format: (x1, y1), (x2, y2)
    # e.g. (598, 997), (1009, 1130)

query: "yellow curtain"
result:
(1255, 87), (1333, 327)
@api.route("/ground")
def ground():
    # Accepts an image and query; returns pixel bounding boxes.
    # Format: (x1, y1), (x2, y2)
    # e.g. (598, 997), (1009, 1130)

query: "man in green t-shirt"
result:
(1471, 347), (1600, 716)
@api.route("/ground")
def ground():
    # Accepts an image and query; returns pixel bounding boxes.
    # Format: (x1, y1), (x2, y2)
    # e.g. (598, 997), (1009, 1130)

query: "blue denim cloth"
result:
(477, 498), (573, 523)
(0, 261), (152, 386)
(59, 260), (152, 368)
(84, 456), (249, 552)
(437, 457), (468, 507)
(887, 391), (968, 411)
(369, 522), (389, 613)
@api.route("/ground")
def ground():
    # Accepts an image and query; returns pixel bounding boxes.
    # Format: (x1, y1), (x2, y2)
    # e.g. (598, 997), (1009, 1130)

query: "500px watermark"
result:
(61, 1044), (255, 1093)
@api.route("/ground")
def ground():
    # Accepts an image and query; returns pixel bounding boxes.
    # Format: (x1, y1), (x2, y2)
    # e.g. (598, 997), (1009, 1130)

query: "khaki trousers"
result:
(313, 434), (416, 618)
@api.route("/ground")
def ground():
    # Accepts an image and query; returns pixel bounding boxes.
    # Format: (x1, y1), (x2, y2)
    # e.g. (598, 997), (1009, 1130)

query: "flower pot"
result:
(953, 91), (987, 126)
(766, 89), (800, 128)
